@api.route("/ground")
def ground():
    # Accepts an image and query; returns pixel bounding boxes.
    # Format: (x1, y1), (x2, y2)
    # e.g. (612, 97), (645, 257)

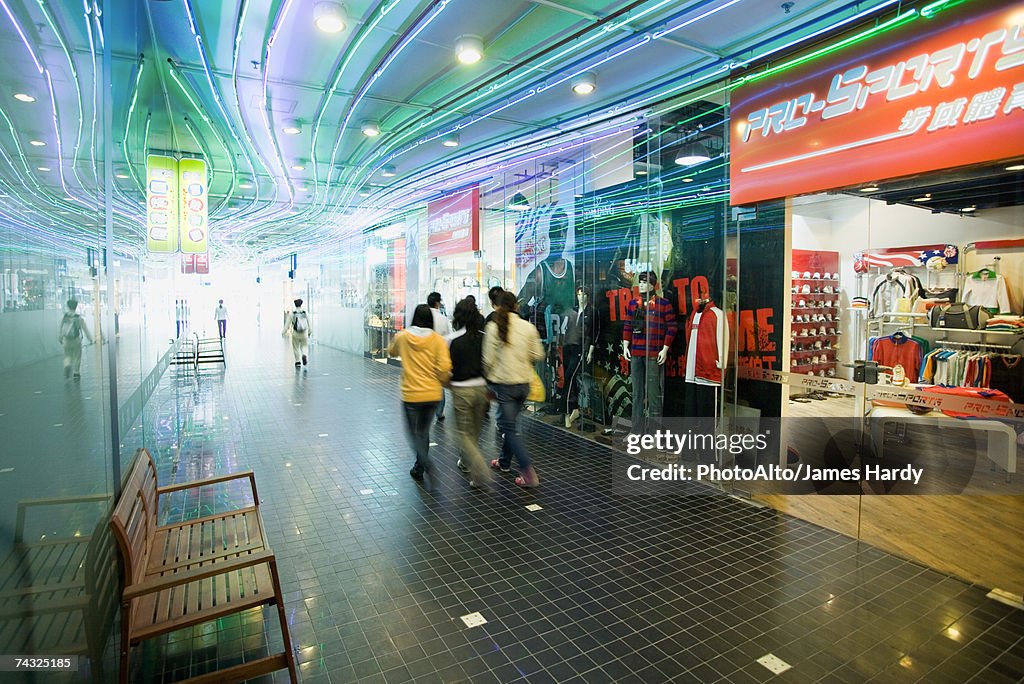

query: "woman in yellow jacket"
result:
(389, 304), (452, 489)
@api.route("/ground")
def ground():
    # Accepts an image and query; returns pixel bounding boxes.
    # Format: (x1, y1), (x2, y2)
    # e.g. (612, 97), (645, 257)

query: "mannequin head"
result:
(575, 285), (590, 309)
(546, 210), (568, 262)
(637, 271), (657, 295)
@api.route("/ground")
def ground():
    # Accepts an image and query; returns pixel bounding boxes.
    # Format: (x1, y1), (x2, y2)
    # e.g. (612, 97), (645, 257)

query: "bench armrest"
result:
(15, 494), (110, 544)
(123, 550), (276, 601)
(157, 471), (259, 502)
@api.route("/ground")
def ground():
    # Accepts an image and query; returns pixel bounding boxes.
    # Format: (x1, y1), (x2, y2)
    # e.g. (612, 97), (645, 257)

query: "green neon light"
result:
(920, 0), (971, 18)
(122, 57), (146, 192)
(742, 10), (917, 86)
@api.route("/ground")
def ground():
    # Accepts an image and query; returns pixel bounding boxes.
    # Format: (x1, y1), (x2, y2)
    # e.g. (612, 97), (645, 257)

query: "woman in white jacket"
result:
(483, 291), (544, 487)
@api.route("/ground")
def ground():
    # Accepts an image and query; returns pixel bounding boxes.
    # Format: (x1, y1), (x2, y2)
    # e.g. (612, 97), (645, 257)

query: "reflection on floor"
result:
(102, 331), (1024, 684)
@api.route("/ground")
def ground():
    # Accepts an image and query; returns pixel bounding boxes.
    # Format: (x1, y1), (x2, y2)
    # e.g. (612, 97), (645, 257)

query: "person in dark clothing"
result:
(448, 299), (491, 487)
(484, 286), (504, 325)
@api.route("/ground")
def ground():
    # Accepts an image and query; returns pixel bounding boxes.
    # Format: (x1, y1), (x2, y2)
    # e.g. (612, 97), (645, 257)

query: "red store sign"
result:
(730, 0), (1024, 206)
(426, 187), (480, 257)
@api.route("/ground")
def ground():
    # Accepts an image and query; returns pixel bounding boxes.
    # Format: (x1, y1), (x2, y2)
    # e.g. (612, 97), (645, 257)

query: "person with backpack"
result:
(388, 304), (452, 490)
(448, 298), (491, 487)
(58, 299), (93, 380)
(282, 298), (312, 368)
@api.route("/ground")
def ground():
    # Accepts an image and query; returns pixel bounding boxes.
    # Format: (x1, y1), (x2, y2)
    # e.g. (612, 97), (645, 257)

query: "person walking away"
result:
(483, 291), (543, 487)
(215, 299), (228, 338)
(59, 299), (93, 380)
(283, 298), (312, 367)
(428, 292), (451, 422)
(389, 304), (452, 490)
(448, 299), (491, 487)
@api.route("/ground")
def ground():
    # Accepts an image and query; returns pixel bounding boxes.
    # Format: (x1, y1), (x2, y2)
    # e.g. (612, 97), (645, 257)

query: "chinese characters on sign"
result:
(426, 188), (480, 257)
(731, 0), (1024, 205)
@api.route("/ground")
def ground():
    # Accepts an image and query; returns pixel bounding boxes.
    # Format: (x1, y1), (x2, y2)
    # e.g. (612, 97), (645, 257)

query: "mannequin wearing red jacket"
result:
(684, 299), (728, 416)
(622, 272), (677, 432)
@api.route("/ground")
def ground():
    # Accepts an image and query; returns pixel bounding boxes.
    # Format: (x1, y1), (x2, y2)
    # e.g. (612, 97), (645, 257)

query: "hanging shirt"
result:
(962, 274), (1012, 313)
(871, 335), (924, 381)
(684, 304), (728, 386)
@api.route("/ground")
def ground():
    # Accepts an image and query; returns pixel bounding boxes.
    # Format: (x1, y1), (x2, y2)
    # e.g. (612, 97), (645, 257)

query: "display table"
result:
(868, 406), (1016, 482)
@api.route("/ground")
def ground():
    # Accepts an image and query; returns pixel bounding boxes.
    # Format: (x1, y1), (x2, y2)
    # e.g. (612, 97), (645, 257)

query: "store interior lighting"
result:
(239, 177), (254, 189)
(859, 185), (880, 192)
(13, 93), (34, 103)
(441, 133), (460, 147)
(507, 192), (530, 211)
(674, 141), (710, 166)
(291, 161), (306, 171)
(282, 119), (302, 135)
(455, 35), (484, 65)
(361, 120), (381, 137)
(1007, 164), (1024, 171)
(381, 165), (397, 177)
(571, 72), (597, 95)
(314, 2), (347, 33)
(29, 139), (45, 147)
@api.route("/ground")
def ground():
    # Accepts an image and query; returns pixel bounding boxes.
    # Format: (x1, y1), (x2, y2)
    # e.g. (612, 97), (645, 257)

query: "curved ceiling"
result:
(0, 0), (904, 260)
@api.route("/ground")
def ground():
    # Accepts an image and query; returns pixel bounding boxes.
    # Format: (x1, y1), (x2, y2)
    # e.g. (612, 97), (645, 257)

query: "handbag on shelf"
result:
(930, 303), (990, 330)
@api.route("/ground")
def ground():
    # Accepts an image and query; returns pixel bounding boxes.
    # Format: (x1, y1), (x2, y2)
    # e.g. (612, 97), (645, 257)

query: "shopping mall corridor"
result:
(14, 327), (1024, 684)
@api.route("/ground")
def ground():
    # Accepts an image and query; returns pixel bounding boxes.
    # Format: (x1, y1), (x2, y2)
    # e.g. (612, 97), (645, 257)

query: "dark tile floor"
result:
(128, 330), (1024, 683)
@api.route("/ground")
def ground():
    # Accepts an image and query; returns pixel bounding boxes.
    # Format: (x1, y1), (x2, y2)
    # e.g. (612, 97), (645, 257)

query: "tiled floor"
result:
(124, 330), (1024, 683)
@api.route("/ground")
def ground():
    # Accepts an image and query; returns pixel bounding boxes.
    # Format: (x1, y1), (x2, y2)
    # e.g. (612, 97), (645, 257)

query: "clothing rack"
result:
(935, 338), (1023, 353)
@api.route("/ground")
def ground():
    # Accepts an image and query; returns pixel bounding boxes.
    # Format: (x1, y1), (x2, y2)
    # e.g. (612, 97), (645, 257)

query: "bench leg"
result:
(269, 558), (298, 683)
(119, 602), (131, 684)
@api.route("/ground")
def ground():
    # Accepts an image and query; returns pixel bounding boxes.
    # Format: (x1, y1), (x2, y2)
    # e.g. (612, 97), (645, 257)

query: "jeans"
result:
(490, 383), (531, 470)
(436, 390), (446, 419)
(402, 401), (438, 473)
(630, 356), (663, 431)
(217, 319), (226, 338)
(450, 385), (491, 484)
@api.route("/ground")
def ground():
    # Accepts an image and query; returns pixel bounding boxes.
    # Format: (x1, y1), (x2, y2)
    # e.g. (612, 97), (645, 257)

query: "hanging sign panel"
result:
(426, 187), (480, 257)
(194, 253), (210, 274)
(146, 155), (179, 253)
(730, 0), (1024, 205)
(178, 158), (208, 254)
(181, 254), (195, 274)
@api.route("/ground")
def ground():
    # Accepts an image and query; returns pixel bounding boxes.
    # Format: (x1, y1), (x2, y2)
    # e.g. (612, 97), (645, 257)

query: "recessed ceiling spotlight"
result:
(37, 166), (50, 171)
(912, 194), (931, 202)
(13, 93), (35, 103)
(297, 185), (310, 192)
(859, 185), (880, 192)
(381, 164), (396, 177)
(29, 139), (45, 147)
(115, 169), (130, 179)
(239, 177), (254, 189)
(291, 161), (306, 171)
(282, 119), (302, 135)
(573, 193), (583, 198)
(359, 189), (371, 197)
(441, 133), (460, 148)
(361, 120), (381, 137)
(314, 1), (346, 33)
(571, 72), (597, 95)
(455, 35), (484, 65)
(682, 177), (694, 183)
(961, 205), (976, 212)
(1006, 164), (1024, 171)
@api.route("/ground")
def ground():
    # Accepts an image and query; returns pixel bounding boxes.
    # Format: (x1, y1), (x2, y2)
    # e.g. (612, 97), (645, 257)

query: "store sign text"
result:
(731, 1), (1024, 205)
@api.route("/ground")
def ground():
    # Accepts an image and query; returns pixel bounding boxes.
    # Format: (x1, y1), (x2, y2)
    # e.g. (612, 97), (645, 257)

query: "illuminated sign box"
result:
(730, 0), (1024, 205)
(147, 155), (179, 253)
(427, 187), (480, 257)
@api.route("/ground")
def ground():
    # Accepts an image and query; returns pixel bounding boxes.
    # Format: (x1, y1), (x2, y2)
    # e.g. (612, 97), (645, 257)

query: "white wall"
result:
(793, 197), (1024, 373)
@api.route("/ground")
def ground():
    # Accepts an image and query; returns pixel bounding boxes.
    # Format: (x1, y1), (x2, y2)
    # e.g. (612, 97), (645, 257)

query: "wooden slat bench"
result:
(0, 494), (117, 682)
(110, 448), (296, 683)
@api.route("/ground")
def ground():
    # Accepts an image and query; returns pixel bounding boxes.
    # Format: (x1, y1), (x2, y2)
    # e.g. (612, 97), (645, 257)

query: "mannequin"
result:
(563, 285), (601, 428)
(684, 298), (728, 416)
(622, 271), (677, 433)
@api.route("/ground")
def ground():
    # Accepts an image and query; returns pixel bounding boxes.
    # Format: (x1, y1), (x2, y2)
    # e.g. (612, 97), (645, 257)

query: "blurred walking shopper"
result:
(428, 291), (451, 422)
(215, 299), (228, 338)
(448, 299), (491, 488)
(389, 304), (452, 490)
(483, 291), (543, 487)
(59, 299), (93, 380)
(283, 298), (312, 368)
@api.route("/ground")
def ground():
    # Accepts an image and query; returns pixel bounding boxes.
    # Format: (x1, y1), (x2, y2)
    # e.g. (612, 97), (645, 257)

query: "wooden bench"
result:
(0, 494), (117, 682)
(110, 449), (296, 683)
